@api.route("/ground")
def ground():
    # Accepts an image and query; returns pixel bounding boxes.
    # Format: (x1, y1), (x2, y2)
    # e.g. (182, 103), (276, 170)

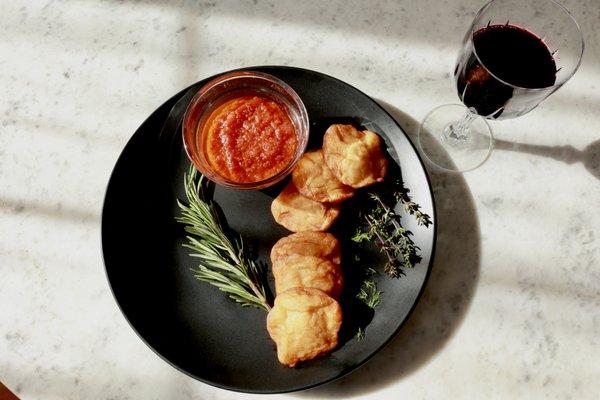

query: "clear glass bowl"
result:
(182, 70), (309, 190)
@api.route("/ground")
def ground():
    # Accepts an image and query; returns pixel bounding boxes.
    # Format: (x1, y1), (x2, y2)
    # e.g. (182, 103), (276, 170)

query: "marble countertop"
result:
(1, 0), (599, 399)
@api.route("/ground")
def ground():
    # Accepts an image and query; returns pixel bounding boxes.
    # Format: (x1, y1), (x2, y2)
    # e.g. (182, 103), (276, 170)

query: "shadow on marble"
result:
(113, 0), (600, 113)
(493, 138), (600, 181)
(106, 0), (482, 43)
(0, 196), (99, 224)
(295, 103), (481, 398)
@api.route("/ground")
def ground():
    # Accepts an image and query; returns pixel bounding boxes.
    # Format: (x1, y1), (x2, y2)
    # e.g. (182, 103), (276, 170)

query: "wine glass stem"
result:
(443, 109), (478, 144)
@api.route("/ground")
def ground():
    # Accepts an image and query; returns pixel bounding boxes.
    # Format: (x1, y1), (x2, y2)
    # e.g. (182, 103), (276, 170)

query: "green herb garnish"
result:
(352, 179), (432, 278)
(356, 279), (382, 309)
(355, 327), (365, 342)
(393, 183), (432, 227)
(177, 166), (271, 311)
(355, 267), (381, 309)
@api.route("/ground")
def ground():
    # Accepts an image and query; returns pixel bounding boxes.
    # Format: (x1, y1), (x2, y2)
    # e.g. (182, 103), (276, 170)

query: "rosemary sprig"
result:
(176, 165), (271, 311)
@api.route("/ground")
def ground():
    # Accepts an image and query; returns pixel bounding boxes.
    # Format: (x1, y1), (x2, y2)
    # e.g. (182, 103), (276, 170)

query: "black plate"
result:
(102, 66), (436, 394)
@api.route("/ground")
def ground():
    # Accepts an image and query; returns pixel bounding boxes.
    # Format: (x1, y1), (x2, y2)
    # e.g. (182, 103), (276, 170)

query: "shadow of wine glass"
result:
(494, 138), (600, 181)
(295, 102), (481, 398)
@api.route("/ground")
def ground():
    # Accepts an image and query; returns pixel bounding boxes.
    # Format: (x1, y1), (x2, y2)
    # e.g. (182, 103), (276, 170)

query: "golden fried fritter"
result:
(272, 254), (344, 299)
(270, 231), (341, 265)
(266, 287), (342, 367)
(322, 124), (388, 188)
(291, 150), (354, 203)
(271, 182), (340, 232)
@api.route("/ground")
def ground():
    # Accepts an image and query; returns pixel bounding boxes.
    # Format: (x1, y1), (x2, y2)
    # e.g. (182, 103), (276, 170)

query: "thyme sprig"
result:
(355, 327), (366, 342)
(351, 179), (431, 278)
(393, 184), (432, 227)
(356, 267), (381, 308)
(176, 165), (271, 311)
(357, 279), (381, 308)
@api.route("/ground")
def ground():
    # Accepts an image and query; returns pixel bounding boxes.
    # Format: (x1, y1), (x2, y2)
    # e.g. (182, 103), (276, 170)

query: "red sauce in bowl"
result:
(201, 95), (298, 183)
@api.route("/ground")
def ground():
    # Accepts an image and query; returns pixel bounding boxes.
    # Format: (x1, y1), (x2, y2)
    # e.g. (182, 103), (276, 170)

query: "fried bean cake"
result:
(271, 182), (340, 232)
(270, 231), (341, 265)
(322, 124), (388, 188)
(267, 287), (342, 367)
(272, 254), (343, 299)
(291, 150), (354, 203)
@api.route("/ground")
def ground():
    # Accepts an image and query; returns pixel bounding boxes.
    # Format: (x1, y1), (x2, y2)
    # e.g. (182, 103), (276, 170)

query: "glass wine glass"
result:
(418, 0), (584, 172)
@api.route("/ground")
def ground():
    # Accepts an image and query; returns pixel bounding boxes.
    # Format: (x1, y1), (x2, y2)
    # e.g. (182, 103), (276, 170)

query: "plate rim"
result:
(101, 65), (437, 394)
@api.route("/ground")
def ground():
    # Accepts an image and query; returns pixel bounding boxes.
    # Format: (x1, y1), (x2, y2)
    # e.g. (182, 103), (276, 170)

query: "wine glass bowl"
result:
(456, 0), (584, 120)
(418, 0), (584, 172)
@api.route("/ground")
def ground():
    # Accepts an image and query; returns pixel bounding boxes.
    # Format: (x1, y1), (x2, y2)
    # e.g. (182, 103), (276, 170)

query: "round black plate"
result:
(102, 66), (436, 394)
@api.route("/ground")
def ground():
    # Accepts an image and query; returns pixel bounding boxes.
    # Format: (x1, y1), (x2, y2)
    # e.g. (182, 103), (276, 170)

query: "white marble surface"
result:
(1, 0), (599, 399)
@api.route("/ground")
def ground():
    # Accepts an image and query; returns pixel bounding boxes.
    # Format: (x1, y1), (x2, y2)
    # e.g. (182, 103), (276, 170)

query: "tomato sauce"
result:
(202, 95), (298, 183)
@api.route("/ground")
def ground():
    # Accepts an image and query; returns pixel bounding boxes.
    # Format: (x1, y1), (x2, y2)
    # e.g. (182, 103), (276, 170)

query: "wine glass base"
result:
(418, 104), (493, 172)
